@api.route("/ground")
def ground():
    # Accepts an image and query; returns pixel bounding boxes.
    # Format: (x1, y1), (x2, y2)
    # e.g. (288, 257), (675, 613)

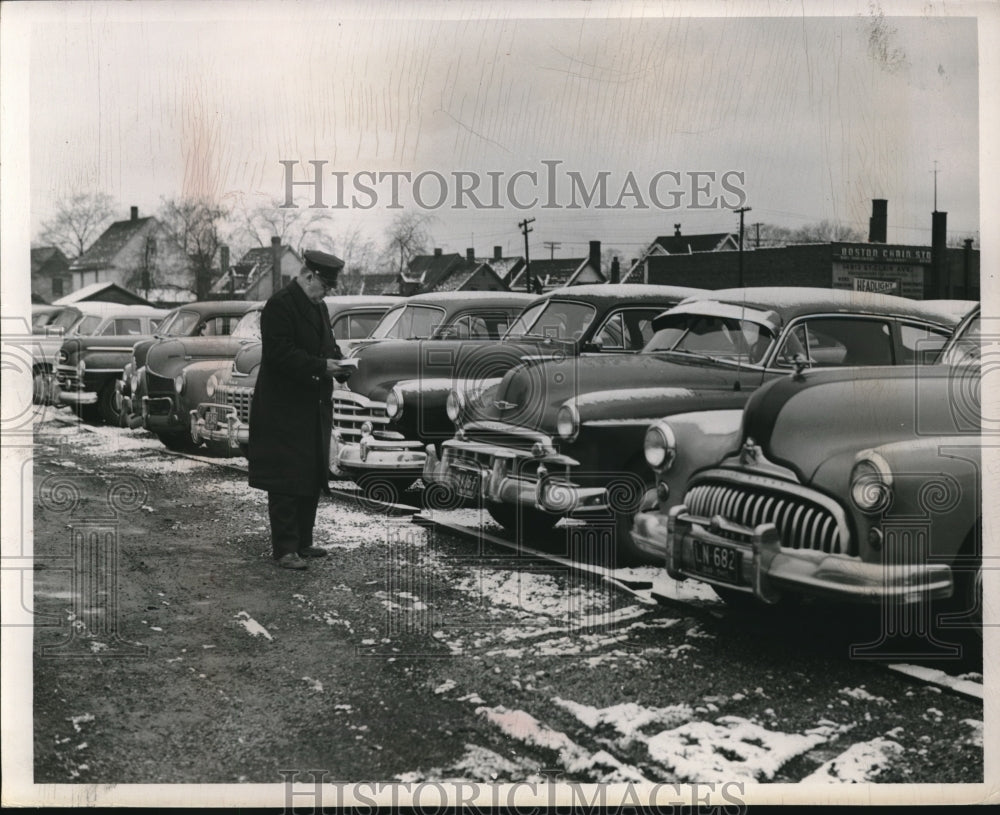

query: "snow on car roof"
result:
(678, 287), (964, 325)
(170, 300), (261, 315)
(401, 291), (536, 305)
(536, 283), (708, 302)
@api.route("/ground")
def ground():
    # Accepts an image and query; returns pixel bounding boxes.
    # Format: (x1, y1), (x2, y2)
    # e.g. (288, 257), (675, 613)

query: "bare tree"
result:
(382, 211), (435, 274)
(38, 192), (117, 259)
(156, 197), (229, 300)
(334, 226), (380, 294)
(789, 220), (865, 243)
(231, 197), (337, 256)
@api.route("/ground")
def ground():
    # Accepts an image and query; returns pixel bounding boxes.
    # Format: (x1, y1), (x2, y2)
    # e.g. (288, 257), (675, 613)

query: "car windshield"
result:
(369, 304), (446, 339)
(643, 311), (775, 365)
(42, 308), (82, 333)
(70, 315), (104, 336)
(940, 314), (982, 367)
(503, 300), (597, 342)
(155, 310), (201, 337)
(231, 310), (262, 339)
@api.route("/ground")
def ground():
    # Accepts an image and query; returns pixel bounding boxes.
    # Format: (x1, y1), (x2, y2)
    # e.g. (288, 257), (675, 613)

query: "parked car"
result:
(423, 288), (963, 563)
(190, 295), (404, 456)
(658, 305), (982, 632)
(117, 301), (260, 449)
(54, 305), (171, 422)
(631, 299), (983, 565)
(30, 302), (120, 404)
(117, 300), (260, 431)
(332, 284), (705, 498)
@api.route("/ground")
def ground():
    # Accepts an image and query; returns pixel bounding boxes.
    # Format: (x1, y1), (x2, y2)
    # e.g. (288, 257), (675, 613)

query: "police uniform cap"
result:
(303, 249), (345, 287)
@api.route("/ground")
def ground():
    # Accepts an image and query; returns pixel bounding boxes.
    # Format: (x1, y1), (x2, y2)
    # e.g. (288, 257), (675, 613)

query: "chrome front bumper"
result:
(666, 505), (954, 605)
(424, 439), (548, 507)
(57, 388), (97, 405)
(336, 433), (426, 477)
(190, 403), (248, 449)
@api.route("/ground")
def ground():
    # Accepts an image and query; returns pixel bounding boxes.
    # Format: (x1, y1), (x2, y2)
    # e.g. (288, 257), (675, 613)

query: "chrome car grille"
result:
(684, 481), (851, 556)
(56, 366), (80, 390)
(332, 395), (389, 442)
(218, 383), (253, 424)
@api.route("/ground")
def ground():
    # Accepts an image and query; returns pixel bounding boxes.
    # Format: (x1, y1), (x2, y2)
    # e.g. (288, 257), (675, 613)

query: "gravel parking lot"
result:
(29, 407), (983, 793)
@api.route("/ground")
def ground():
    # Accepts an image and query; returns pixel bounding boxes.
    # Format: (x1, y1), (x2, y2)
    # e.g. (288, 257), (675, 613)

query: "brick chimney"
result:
(130, 206), (139, 222)
(674, 224), (682, 237)
(434, 248), (443, 257)
(588, 240), (601, 274)
(610, 257), (620, 284)
(466, 247), (475, 261)
(493, 246), (503, 260)
(929, 210), (948, 298)
(868, 199), (887, 243)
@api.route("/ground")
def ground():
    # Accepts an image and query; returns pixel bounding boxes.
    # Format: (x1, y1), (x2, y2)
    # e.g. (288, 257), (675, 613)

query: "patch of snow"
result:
(554, 698), (694, 740)
(434, 679), (457, 695)
(644, 716), (837, 782)
(886, 663), (983, 699)
(838, 686), (889, 705)
(235, 611), (272, 641)
(302, 677), (324, 692)
(477, 705), (649, 783)
(960, 719), (983, 748)
(801, 738), (904, 783)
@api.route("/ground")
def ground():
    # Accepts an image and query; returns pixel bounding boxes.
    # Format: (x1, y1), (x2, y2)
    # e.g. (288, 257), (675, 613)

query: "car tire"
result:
(33, 366), (52, 405)
(485, 502), (559, 537)
(97, 382), (121, 425)
(156, 430), (198, 452)
(936, 523), (982, 640)
(203, 439), (234, 457)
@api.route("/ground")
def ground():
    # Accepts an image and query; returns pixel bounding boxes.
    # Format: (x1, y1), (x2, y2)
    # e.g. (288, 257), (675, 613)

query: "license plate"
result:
(454, 469), (480, 499)
(204, 408), (219, 430)
(692, 540), (742, 584)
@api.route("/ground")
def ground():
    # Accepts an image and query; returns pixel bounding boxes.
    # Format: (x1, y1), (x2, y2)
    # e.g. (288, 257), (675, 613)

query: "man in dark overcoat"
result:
(248, 250), (346, 570)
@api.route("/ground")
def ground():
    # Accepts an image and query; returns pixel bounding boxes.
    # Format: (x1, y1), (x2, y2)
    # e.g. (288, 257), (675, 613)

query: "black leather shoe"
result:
(298, 546), (328, 558)
(277, 553), (308, 570)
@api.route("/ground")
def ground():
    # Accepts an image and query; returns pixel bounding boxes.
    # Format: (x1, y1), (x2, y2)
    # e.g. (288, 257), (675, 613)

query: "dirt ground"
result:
(26, 410), (985, 801)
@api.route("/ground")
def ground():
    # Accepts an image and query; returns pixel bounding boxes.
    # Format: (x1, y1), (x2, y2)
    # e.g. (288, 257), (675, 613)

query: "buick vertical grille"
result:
(684, 481), (851, 556)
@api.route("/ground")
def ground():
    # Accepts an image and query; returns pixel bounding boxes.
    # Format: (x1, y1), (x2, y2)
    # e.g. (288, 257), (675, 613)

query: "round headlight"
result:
(850, 451), (893, 512)
(446, 389), (465, 423)
(174, 373), (185, 394)
(206, 374), (218, 398)
(556, 403), (580, 441)
(57, 350), (67, 365)
(385, 386), (403, 420)
(644, 421), (677, 471)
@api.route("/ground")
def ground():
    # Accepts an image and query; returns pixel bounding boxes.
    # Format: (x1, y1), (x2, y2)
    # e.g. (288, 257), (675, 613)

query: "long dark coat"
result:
(248, 281), (341, 496)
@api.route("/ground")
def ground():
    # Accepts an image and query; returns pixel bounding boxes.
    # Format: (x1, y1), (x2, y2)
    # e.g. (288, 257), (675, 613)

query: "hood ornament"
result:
(740, 437), (760, 466)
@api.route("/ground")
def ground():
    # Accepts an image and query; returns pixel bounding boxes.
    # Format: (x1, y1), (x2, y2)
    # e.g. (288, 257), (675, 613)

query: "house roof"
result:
(508, 256), (599, 291)
(355, 272), (400, 295)
(52, 281), (153, 306)
(427, 261), (509, 292)
(650, 232), (738, 255)
(69, 216), (157, 271)
(32, 246), (70, 275)
(403, 252), (465, 285)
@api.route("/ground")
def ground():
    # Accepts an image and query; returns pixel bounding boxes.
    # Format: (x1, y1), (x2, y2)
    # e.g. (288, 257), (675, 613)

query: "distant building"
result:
(397, 247), (512, 295)
(210, 244), (303, 300)
(640, 204), (979, 300)
(622, 225), (738, 283)
(508, 241), (605, 292)
(67, 207), (191, 301)
(31, 246), (72, 302)
(52, 281), (153, 307)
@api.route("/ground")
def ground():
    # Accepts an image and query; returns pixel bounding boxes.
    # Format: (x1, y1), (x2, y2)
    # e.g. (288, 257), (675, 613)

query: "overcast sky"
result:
(15, 2), (988, 261)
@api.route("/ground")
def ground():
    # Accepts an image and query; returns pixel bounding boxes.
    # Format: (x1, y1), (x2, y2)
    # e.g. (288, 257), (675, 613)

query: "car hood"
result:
(233, 342), (263, 376)
(347, 337), (576, 401)
(145, 337), (247, 378)
(486, 352), (757, 431)
(742, 364), (976, 483)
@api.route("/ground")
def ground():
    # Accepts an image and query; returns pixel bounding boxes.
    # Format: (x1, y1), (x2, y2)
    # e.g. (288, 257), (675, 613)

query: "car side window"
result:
(776, 317), (894, 367)
(898, 322), (951, 364)
(105, 318), (142, 336)
(594, 313), (625, 349)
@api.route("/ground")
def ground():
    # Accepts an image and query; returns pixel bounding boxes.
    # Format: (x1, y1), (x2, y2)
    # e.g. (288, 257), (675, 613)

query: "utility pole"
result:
(736, 206), (751, 287)
(519, 217), (535, 293)
(931, 160), (939, 210)
(543, 240), (561, 260)
(752, 222), (762, 249)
